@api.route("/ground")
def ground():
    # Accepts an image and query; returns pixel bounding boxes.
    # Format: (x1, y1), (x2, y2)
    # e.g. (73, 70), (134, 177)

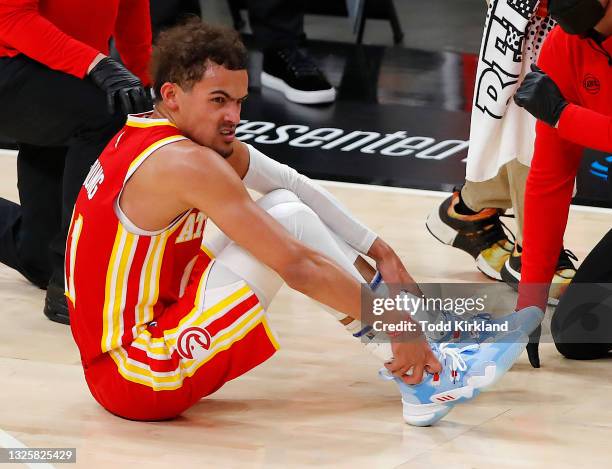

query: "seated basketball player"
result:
(66, 20), (540, 426)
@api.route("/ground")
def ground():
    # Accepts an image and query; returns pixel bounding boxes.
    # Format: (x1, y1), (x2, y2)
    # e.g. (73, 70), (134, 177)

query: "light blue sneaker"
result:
(425, 306), (544, 344)
(381, 328), (528, 426)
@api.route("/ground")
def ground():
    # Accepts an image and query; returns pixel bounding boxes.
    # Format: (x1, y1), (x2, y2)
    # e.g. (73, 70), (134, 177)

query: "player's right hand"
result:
(88, 57), (153, 116)
(386, 337), (442, 385)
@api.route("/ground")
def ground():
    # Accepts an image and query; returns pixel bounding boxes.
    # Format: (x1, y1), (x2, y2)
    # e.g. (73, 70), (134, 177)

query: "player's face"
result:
(178, 63), (248, 157)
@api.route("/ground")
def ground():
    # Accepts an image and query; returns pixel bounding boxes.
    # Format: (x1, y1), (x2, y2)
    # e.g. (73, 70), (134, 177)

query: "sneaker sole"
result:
(401, 338), (525, 426)
(402, 401), (453, 427)
(426, 207), (502, 281)
(261, 72), (336, 104)
(425, 204), (458, 246)
(476, 254), (503, 281)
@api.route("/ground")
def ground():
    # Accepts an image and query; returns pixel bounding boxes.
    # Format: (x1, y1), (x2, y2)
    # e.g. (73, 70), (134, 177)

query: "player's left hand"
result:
(514, 64), (569, 127)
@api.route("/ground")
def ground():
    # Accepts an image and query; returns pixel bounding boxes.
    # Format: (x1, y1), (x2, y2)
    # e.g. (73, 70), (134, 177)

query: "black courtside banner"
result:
(240, 94), (611, 207)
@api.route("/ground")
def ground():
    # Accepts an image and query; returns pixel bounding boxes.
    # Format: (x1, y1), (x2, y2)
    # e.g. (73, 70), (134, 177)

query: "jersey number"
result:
(65, 214), (83, 306)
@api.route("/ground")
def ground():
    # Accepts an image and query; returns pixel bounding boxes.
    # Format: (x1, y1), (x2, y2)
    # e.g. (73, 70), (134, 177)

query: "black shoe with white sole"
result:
(500, 245), (577, 306)
(261, 47), (336, 104)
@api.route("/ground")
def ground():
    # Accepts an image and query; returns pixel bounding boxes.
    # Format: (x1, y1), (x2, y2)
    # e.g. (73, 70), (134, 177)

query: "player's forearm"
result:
(284, 251), (364, 320)
(287, 250), (415, 332)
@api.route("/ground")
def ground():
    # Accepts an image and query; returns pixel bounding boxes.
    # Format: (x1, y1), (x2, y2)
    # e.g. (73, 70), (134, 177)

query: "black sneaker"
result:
(261, 47), (336, 104)
(500, 245), (577, 306)
(426, 188), (514, 280)
(43, 280), (70, 325)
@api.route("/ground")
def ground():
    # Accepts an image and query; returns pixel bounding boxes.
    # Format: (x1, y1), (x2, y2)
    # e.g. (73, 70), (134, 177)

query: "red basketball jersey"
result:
(66, 114), (211, 367)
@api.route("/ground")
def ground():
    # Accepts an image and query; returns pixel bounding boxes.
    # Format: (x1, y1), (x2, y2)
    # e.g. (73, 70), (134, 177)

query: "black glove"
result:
(88, 57), (153, 115)
(527, 324), (541, 368)
(514, 64), (569, 127)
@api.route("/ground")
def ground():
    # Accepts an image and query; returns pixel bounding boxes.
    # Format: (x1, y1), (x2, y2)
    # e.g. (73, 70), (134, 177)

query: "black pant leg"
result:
(247, 0), (305, 49)
(552, 229), (612, 360)
(0, 56), (125, 286)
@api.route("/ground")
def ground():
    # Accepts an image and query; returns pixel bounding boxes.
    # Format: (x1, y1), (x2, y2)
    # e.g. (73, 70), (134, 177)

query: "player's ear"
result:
(160, 82), (180, 111)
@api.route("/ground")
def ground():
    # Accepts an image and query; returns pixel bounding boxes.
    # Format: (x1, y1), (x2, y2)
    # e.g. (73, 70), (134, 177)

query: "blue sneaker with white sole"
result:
(382, 328), (528, 426)
(425, 306), (544, 344)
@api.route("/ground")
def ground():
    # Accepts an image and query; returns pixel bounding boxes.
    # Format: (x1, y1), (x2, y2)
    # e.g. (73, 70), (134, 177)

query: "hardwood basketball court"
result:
(1, 150), (611, 468)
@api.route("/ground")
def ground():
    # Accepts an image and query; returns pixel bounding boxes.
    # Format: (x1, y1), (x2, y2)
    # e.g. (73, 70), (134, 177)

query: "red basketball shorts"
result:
(81, 256), (279, 421)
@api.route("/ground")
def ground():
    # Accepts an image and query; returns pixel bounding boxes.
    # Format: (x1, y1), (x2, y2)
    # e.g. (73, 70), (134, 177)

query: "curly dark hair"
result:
(151, 19), (248, 100)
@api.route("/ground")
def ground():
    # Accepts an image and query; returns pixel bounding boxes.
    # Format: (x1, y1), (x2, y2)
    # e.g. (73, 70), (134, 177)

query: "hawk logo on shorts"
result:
(177, 327), (212, 359)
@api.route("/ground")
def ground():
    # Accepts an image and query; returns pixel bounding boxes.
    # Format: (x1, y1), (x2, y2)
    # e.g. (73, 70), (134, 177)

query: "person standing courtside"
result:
(0, 0), (153, 324)
(247, 0), (336, 104)
(426, 0), (578, 307)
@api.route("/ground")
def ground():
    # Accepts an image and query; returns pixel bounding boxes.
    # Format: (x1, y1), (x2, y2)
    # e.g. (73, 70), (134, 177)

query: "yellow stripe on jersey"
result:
(102, 225), (124, 353)
(125, 135), (187, 182)
(101, 225), (139, 353)
(132, 212), (190, 335)
(133, 235), (162, 337)
(64, 206), (80, 301)
(125, 117), (177, 129)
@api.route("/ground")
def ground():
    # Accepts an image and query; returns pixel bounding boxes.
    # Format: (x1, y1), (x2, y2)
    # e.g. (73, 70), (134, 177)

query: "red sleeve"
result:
(113, 0), (152, 85)
(0, 0), (99, 78)
(517, 27), (584, 310)
(557, 103), (612, 152)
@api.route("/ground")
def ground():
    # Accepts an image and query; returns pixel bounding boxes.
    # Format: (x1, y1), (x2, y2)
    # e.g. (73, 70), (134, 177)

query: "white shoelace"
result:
(437, 343), (480, 374)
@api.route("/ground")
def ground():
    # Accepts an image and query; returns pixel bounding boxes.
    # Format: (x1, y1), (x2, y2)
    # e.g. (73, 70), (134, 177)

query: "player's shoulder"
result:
(150, 139), (227, 181)
(154, 139), (217, 164)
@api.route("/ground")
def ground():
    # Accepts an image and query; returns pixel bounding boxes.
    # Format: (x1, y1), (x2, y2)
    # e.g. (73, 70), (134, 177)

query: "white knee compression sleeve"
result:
(207, 190), (393, 362)
(209, 190), (363, 309)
